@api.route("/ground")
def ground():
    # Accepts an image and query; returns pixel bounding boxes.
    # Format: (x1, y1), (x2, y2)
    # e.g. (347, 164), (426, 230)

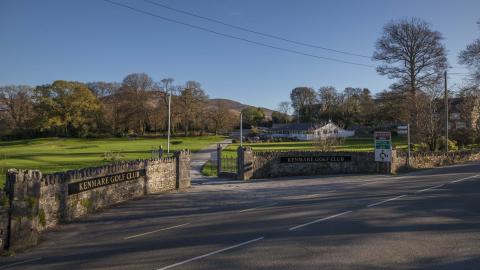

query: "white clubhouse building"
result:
(269, 121), (355, 141)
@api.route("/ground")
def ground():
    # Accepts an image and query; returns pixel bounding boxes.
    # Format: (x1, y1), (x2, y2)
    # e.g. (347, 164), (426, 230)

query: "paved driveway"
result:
(190, 139), (231, 180)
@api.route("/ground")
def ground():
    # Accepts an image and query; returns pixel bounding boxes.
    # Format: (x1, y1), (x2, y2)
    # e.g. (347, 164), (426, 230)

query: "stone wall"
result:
(392, 149), (480, 172)
(146, 158), (176, 194)
(0, 191), (10, 251)
(239, 148), (390, 180)
(4, 170), (42, 251)
(2, 150), (190, 252)
(175, 150), (191, 189)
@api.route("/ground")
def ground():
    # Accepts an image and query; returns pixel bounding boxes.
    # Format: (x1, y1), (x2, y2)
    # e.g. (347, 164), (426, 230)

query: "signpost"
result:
(374, 131), (391, 163)
(398, 124), (411, 167)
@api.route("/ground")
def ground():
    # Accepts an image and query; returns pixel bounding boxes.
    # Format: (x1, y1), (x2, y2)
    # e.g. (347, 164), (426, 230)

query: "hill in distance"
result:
(208, 98), (276, 120)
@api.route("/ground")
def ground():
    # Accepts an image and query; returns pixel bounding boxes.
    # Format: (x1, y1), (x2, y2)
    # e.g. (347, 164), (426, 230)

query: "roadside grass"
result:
(201, 160), (218, 177)
(0, 136), (226, 188)
(221, 137), (408, 158)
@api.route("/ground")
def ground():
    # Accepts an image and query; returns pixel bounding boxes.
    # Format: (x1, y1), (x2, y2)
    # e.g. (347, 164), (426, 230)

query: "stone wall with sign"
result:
(2, 150), (190, 252)
(240, 149), (390, 180)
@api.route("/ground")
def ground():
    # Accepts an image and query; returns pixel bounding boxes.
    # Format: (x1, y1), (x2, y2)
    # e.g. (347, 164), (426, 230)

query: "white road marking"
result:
(289, 211), (352, 231)
(451, 174), (480, 183)
(367, 195), (407, 208)
(156, 236), (264, 270)
(239, 202), (277, 213)
(418, 184), (445, 193)
(0, 257), (42, 269)
(359, 181), (380, 186)
(124, 223), (189, 240)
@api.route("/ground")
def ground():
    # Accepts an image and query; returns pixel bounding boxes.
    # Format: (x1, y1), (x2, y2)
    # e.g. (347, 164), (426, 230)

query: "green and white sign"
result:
(374, 131), (391, 162)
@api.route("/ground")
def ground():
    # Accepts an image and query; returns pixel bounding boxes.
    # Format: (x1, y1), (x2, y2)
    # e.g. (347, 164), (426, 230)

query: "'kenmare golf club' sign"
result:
(280, 156), (352, 163)
(68, 169), (146, 195)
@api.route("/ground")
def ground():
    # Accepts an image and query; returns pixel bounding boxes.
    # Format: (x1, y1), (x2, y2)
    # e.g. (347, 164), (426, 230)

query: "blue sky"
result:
(1, 0), (478, 109)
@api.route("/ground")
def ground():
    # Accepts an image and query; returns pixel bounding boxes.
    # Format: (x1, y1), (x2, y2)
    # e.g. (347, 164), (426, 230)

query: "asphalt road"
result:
(1, 162), (480, 270)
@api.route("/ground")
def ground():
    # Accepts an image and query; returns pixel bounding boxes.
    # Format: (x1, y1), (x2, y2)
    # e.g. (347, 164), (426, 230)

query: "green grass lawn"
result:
(0, 136), (226, 188)
(221, 137), (408, 158)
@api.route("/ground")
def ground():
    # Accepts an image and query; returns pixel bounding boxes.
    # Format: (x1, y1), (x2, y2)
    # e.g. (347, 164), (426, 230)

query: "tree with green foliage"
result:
(33, 80), (101, 137)
(241, 107), (265, 128)
(290, 87), (317, 122)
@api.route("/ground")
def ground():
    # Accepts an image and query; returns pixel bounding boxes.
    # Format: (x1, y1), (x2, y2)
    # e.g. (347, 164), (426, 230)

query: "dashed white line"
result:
(0, 257), (42, 269)
(367, 195), (407, 208)
(156, 236), (264, 270)
(289, 211), (352, 231)
(124, 223), (189, 240)
(418, 184), (444, 193)
(451, 174), (480, 183)
(238, 202), (277, 213)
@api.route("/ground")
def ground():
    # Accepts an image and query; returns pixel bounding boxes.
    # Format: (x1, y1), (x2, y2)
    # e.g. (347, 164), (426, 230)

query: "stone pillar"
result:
(237, 147), (254, 181)
(5, 169), (42, 251)
(175, 150), (191, 189)
(0, 191), (10, 251)
(216, 144), (222, 174)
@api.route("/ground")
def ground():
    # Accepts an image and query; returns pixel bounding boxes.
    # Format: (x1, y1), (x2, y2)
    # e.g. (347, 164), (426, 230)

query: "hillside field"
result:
(0, 136), (226, 188)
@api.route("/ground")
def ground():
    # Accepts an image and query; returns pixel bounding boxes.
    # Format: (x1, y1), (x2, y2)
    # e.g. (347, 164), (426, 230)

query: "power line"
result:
(103, 0), (375, 68)
(448, 72), (470, 75)
(143, 0), (371, 59)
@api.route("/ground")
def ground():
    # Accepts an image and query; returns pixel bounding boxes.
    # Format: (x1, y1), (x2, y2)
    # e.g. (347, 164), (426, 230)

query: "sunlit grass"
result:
(0, 136), (226, 188)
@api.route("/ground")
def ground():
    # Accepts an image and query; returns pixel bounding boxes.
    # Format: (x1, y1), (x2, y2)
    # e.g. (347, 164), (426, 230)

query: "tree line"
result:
(286, 18), (480, 150)
(1, 17), (479, 149)
(0, 73), (239, 139)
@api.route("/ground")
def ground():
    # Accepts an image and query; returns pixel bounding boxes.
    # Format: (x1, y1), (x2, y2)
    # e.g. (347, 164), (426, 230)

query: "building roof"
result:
(269, 123), (318, 132)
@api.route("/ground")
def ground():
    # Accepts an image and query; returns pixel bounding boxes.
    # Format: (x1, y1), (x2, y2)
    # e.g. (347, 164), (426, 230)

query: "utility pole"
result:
(444, 70), (448, 153)
(407, 123), (411, 167)
(240, 112), (243, 147)
(161, 78), (174, 154)
(167, 89), (171, 154)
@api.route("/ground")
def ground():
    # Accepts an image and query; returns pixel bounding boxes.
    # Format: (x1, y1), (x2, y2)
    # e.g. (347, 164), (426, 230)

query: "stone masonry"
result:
(2, 150), (191, 252)
(239, 148), (390, 180)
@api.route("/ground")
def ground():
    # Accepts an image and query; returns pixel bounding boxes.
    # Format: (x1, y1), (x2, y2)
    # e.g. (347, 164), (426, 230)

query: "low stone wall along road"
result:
(1, 162), (480, 269)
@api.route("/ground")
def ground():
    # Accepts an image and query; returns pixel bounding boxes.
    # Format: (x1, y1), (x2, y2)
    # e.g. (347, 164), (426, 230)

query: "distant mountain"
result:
(110, 91), (279, 120)
(207, 98), (276, 120)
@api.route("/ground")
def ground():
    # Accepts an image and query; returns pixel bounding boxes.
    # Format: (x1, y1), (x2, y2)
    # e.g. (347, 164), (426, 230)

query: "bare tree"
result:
(318, 86), (339, 115)
(120, 73), (155, 135)
(209, 101), (235, 135)
(87, 82), (121, 133)
(373, 18), (447, 140)
(459, 20), (480, 85)
(277, 101), (290, 124)
(417, 84), (443, 150)
(0, 85), (36, 134)
(179, 81), (208, 136)
(277, 101), (290, 115)
(457, 86), (480, 131)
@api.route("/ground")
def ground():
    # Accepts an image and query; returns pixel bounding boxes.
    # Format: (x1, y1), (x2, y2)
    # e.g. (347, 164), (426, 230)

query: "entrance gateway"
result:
(374, 131), (392, 163)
